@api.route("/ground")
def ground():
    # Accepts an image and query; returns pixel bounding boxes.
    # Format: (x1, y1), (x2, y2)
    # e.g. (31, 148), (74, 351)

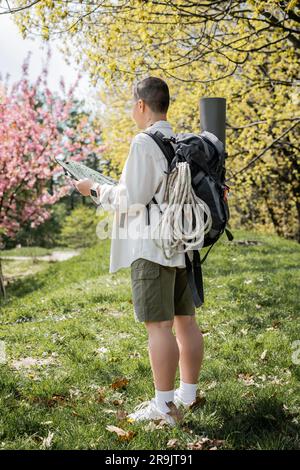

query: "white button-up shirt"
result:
(91, 120), (190, 273)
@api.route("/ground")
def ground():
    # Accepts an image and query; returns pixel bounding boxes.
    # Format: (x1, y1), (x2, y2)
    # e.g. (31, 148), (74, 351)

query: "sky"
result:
(0, 14), (101, 111)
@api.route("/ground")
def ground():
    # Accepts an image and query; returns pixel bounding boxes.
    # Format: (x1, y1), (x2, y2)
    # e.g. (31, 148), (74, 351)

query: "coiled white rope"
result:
(152, 162), (213, 259)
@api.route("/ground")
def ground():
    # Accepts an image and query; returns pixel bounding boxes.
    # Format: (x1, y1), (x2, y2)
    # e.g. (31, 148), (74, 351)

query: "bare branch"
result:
(226, 120), (300, 182)
(0, 0), (41, 15)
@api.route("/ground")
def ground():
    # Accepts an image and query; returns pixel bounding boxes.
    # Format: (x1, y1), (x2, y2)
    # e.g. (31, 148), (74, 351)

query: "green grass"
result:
(0, 229), (299, 450)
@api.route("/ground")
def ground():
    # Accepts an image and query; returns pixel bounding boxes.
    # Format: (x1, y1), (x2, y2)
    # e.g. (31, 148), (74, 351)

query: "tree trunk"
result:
(0, 258), (6, 300)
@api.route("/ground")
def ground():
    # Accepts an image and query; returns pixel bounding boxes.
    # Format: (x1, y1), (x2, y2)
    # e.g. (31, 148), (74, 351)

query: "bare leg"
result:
(144, 319), (179, 390)
(174, 315), (204, 383)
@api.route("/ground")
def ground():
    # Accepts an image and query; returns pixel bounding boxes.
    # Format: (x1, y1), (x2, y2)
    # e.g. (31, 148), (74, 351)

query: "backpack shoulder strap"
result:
(142, 130), (176, 225)
(142, 130), (175, 168)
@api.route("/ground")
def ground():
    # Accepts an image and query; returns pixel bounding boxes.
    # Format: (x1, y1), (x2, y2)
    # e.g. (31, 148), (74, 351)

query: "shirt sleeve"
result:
(90, 135), (163, 212)
(89, 183), (118, 207)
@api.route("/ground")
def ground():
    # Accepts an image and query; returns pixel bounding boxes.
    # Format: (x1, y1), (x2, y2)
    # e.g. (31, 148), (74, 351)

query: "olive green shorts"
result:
(130, 257), (196, 322)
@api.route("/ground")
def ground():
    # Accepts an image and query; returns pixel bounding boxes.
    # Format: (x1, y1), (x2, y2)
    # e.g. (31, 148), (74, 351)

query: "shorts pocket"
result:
(132, 265), (160, 280)
(131, 261), (161, 321)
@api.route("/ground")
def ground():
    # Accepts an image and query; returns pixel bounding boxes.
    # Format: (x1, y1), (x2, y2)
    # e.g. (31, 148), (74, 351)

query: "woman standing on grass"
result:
(74, 77), (203, 426)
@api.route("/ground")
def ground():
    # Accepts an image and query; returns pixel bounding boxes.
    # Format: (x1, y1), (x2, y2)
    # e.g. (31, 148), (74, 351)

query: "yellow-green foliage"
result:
(58, 205), (107, 249)
(12, 0), (300, 240)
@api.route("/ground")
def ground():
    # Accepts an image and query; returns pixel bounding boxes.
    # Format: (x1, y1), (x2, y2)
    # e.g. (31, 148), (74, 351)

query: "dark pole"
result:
(200, 97), (226, 151)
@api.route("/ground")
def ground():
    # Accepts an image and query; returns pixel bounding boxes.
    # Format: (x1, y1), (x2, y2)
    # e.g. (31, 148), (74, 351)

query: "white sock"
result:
(177, 380), (197, 403)
(155, 389), (174, 413)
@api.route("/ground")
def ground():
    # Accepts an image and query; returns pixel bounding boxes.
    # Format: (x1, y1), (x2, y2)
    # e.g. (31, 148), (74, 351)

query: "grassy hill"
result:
(0, 229), (299, 450)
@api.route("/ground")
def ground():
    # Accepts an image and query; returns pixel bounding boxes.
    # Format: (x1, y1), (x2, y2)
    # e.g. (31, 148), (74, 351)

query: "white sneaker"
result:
(127, 398), (176, 426)
(174, 388), (195, 408)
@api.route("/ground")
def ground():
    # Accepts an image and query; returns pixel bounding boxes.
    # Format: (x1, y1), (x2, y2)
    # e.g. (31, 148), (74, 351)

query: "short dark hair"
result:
(133, 76), (169, 113)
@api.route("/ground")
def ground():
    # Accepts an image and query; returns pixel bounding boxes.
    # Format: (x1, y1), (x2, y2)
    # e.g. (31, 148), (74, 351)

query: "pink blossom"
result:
(0, 58), (104, 242)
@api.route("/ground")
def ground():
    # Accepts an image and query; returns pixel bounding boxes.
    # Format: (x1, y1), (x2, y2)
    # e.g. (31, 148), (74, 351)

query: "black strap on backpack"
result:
(142, 130), (175, 225)
(142, 130), (175, 167)
(185, 250), (204, 307)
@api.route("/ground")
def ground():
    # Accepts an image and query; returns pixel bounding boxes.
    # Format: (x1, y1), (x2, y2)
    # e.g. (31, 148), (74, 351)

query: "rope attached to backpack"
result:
(152, 162), (213, 259)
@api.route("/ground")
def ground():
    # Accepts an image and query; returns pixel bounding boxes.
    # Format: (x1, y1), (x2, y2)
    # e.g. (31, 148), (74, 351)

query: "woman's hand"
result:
(73, 178), (95, 196)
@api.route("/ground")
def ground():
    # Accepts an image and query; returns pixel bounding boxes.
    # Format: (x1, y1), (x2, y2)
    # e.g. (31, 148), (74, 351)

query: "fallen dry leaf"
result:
(187, 437), (225, 450)
(48, 394), (69, 406)
(106, 424), (135, 441)
(206, 381), (217, 391)
(30, 393), (69, 407)
(41, 431), (54, 449)
(111, 377), (129, 390)
(188, 394), (207, 410)
(112, 399), (124, 406)
(260, 350), (268, 361)
(116, 409), (128, 421)
(143, 419), (175, 430)
(166, 401), (184, 422)
(238, 373), (256, 386)
(96, 387), (106, 403)
(129, 351), (141, 359)
(167, 438), (180, 449)
(152, 418), (171, 428)
(143, 421), (159, 432)
(103, 409), (117, 414)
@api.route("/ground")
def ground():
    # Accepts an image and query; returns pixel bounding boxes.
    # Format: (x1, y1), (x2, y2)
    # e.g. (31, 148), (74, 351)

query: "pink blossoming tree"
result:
(0, 55), (106, 298)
